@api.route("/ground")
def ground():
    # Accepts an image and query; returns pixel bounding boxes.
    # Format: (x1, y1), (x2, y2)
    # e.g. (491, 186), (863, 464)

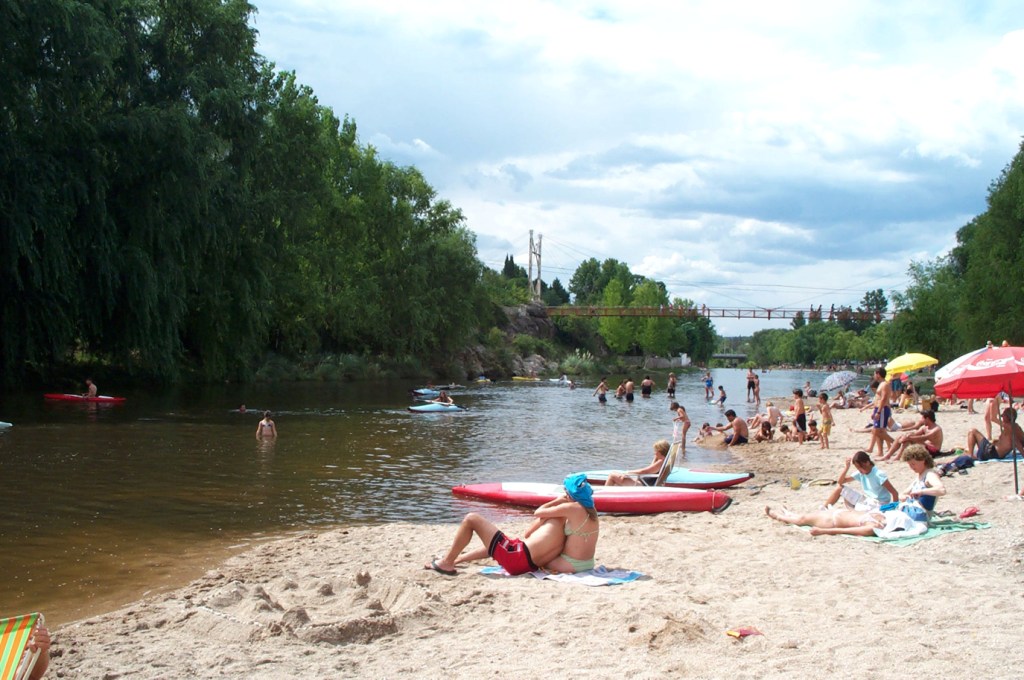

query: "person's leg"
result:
(966, 429), (983, 458)
(809, 525), (876, 536)
(765, 506), (833, 528)
(606, 472), (639, 486)
(824, 485), (843, 507)
(430, 513), (499, 572)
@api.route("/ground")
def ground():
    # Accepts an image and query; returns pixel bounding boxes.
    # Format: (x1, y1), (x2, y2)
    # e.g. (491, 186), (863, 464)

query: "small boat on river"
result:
(409, 402), (464, 413)
(451, 481), (731, 514)
(44, 393), (126, 403)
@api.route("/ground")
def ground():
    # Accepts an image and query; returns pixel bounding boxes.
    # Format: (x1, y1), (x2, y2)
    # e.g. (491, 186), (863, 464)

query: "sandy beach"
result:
(46, 401), (1024, 679)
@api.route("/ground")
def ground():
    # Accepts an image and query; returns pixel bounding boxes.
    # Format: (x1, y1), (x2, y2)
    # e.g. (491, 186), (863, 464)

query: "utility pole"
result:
(528, 230), (542, 302)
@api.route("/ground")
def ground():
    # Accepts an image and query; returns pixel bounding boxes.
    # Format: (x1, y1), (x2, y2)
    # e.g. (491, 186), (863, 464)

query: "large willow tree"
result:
(0, 0), (486, 386)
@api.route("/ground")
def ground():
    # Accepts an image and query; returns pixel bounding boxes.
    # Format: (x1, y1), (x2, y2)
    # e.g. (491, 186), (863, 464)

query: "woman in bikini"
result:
(256, 411), (277, 440)
(426, 474), (599, 576)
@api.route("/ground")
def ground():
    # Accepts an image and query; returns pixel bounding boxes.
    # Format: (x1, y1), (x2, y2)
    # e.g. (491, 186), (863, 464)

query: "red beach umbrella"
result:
(933, 345), (1024, 400)
(934, 344), (1024, 494)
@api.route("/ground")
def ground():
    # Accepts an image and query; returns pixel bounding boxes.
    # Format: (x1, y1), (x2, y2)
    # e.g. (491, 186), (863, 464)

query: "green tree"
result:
(597, 279), (634, 353)
(542, 278), (570, 306)
(633, 280), (672, 355)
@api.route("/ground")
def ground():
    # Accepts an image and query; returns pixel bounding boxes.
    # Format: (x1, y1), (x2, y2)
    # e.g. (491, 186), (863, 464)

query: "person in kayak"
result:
(426, 474), (599, 576)
(256, 411), (277, 439)
(605, 439), (672, 486)
(83, 378), (98, 398)
(431, 390), (454, 405)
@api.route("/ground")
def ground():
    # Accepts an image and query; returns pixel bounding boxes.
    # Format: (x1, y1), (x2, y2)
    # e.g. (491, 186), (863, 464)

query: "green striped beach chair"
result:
(1, 613), (44, 680)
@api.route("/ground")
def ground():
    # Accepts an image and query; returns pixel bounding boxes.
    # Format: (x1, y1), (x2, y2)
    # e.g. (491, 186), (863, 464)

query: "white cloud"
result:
(253, 0), (1024, 334)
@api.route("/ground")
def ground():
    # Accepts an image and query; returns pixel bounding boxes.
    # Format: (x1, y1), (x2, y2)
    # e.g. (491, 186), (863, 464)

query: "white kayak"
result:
(408, 402), (463, 413)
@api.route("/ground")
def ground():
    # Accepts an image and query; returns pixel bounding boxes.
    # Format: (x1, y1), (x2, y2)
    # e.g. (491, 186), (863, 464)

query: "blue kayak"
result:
(581, 468), (753, 490)
(411, 388), (441, 398)
(408, 402), (463, 413)
(0, 421), (12, 430)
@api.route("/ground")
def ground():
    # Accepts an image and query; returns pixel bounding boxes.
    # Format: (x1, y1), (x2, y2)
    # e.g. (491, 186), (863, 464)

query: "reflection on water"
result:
(0, 368), (856, 624)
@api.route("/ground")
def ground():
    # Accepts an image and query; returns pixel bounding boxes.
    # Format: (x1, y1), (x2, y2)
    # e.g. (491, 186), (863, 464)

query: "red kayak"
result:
(44, 393), (126, 403)
(452, 482), (731, 514)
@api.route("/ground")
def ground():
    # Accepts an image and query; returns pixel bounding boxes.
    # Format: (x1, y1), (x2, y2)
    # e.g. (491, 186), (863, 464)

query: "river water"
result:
(0, 367), (856, 624)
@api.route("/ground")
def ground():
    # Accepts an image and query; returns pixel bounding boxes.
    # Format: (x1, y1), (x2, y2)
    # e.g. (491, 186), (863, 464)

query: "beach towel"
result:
(479, 564), (643, 586)
(858, 518), (991, 546)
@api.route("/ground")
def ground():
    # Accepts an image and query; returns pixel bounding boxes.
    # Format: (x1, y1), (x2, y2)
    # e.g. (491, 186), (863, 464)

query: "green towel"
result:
(858, 518), (990, 546)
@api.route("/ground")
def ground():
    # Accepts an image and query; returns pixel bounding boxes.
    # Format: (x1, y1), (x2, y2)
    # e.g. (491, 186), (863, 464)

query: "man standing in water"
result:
(746, 368), (757, 402)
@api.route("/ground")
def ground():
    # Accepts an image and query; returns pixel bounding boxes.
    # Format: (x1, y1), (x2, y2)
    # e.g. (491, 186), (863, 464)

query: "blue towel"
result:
(480, 564), (643, 586)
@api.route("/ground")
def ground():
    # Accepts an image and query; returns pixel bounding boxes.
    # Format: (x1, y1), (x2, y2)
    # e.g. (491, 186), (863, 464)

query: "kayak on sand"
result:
(452, 481), (731, 514)
(580, 468), (754, 490)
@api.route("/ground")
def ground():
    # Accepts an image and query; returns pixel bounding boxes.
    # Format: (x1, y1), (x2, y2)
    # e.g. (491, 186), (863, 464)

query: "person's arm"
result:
(255, 422), (262, 438)
(917, 471), (946, 497)
(534, 498), (576, 519)
(836, 458), (854, 485)
(27, 625), (50, 680)
(881, 478), (900, 503)
(522, 515), (546, 538)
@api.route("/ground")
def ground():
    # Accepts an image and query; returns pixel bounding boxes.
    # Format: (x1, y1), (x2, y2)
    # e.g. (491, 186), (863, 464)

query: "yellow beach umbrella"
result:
(884, 352), (938, 376)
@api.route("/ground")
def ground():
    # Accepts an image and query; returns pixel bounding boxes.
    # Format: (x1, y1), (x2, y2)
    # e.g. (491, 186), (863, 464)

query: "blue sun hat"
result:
(563, 473), (595, 509)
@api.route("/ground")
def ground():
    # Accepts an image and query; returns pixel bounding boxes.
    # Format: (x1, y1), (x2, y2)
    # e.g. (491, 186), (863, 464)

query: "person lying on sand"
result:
(605, 440), (670, 486)
(426, 474), (599, 576)
(766, 445), (944, 537)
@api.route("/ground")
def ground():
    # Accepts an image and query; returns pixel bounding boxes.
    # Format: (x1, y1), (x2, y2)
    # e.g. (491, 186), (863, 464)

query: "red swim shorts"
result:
(488, 531), (538, 575)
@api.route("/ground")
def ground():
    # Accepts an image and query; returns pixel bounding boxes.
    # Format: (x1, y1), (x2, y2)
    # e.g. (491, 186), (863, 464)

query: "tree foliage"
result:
(0, 0), (486, 385)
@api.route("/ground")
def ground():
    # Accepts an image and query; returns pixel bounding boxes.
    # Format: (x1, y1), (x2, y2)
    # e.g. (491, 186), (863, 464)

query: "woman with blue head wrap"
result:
(425, 475), (600, 577)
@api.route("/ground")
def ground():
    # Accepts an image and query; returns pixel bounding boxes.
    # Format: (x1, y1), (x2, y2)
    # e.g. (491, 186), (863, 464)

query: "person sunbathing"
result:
(766, 445), (943, 536)
(965, 408), (1024, 460)
(426, 474), (599, 576)
(605, 440), (671, 486)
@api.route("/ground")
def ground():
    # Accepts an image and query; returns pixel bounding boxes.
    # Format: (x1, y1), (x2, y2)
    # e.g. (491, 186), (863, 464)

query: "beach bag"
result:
(897, 500), (929, 522)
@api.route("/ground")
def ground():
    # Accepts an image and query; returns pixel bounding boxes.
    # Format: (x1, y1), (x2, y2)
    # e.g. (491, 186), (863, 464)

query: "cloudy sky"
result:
(251, 1), (1024, 334)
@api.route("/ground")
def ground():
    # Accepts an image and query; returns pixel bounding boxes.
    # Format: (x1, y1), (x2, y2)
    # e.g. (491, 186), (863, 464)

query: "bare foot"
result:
(765, 506), (786, 522)
(809, 527), (824, 536)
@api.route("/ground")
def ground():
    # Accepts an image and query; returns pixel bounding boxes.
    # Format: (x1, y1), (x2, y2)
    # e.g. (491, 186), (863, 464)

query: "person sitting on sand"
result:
(882, 409), (942, 461)
(779, 424), (797, 441)
(806, 420), (820, 442)
(693, 422), (714, 443)
(965, 408), (1024, 460)
(766, 445), (944, 536)
(830, 390), (848, 409)
(822, 450), (899, 511)
(753, 420), (773, 443)
(426, 474), (599, 576)
(605, 440), (672, 486)
(714, 410), (748, 446)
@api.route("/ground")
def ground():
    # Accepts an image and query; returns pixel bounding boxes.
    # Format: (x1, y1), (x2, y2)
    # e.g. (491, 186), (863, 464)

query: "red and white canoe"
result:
(44, 393), (126, 403)
(452, 482), (731, 514)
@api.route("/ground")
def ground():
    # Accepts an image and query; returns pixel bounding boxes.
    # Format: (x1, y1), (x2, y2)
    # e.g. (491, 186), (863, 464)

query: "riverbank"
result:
(46, 403), (1024, 678)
